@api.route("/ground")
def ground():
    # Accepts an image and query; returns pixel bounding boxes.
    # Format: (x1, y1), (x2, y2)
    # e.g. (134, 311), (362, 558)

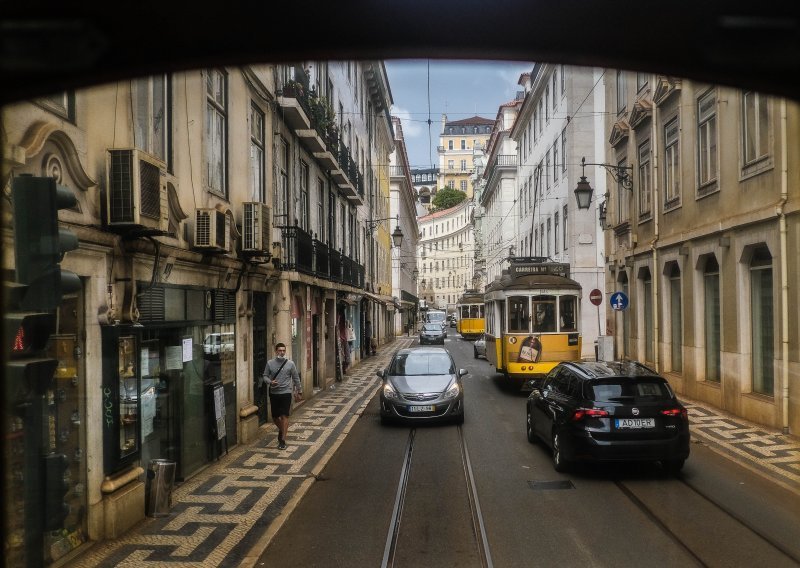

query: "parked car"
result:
(473, 334), (486, 359)
(526, 361), (690, 474)
(378, 347), (466, 424)
(419, 323), (446, 345)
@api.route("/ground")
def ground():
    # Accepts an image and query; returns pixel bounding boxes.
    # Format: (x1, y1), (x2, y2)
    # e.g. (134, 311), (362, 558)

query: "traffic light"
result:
(42, 453), (70, 531)
(11, 174), (81, 312)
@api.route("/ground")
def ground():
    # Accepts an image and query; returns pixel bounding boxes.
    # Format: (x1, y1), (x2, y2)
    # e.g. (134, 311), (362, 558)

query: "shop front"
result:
(337, 292), (362, 377)
(101, 285), (238, 483)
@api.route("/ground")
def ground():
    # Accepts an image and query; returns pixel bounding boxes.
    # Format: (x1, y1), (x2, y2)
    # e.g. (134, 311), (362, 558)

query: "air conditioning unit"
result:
(241, 202), (272, 254)
(106, 148), (168, 231)
(194, 208), (230, 252)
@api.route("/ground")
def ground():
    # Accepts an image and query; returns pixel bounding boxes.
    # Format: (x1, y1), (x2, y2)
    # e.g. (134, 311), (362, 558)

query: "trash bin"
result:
(146, 459), (176, 517)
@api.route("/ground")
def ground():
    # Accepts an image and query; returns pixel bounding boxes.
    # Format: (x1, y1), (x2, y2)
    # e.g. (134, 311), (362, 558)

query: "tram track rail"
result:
(381, 426), (493, 568)
(614, 475), (800, 567)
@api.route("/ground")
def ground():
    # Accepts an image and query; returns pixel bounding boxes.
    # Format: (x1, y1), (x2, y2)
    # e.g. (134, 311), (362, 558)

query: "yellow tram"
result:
(484, 257), (582, 388)
(455, 291), (485, 339)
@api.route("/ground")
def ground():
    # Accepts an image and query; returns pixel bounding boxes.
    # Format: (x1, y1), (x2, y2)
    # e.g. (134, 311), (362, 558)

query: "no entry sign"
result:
(589, 288), (603, 306)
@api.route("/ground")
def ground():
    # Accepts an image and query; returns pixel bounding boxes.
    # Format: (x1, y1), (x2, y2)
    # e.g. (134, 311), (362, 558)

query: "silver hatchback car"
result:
(378, 347), (466, 425)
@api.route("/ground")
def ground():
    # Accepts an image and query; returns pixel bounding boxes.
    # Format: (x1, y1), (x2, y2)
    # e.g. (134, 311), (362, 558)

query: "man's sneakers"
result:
(278, 438), (287, 450)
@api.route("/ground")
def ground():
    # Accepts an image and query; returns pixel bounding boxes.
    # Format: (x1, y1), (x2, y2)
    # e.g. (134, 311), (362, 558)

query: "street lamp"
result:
(574, 156), (633, 210)
(412, 268), (419, 281)
(366, 215), (404, 247)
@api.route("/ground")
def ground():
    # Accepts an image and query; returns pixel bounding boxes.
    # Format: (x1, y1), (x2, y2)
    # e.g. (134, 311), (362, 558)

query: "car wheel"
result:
(474, 346), (479, 359)
(380, 414), (392, 426)
(454, 412), (464, 425)
(552, 431), (569, 472)
(663, 459), (685, 475)
(526, 405), (537, 444)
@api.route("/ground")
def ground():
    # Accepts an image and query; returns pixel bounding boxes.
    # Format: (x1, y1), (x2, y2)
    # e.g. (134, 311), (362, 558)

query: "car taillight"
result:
(661, 408), (688, 420)
(572, 408), (609, 421)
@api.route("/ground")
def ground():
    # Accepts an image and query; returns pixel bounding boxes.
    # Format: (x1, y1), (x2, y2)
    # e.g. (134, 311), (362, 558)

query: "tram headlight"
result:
(383, 382), (400, 400)
(442, 382), (461, 400)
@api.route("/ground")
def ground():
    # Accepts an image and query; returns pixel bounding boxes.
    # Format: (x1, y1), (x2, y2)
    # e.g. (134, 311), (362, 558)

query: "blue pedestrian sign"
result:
(610, 291), (629, 311)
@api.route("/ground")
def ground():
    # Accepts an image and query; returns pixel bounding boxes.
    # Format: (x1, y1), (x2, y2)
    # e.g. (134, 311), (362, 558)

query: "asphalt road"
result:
(258, 333), (800, 567)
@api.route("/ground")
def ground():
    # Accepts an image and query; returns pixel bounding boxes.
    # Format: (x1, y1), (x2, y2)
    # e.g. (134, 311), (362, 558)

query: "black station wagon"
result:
(526, 361), (690, 474)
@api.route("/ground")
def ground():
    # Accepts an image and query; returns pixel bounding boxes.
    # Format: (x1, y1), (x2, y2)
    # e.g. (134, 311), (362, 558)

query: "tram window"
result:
(469, 305), (480, 318)
(460, 305), (469, 319)
(559, 296), (577, 331)
(508, 297), (530, 333)
(533, 296), (556, 333)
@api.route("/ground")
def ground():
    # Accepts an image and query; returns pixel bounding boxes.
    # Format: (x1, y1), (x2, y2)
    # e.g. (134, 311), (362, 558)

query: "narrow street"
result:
(258, 335), (800, 567)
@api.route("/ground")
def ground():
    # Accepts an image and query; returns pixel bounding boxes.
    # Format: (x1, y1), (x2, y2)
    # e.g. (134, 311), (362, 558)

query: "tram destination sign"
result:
(510, 258), (570, 278)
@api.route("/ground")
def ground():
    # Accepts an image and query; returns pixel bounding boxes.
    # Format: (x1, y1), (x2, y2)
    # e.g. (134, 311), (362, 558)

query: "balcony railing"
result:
(314, 238), (330, 279)
(280, 224), (314, 275)
(488, 154), (518, 170)
(280, 227), (364, 289)
(329, 248), (343, 283)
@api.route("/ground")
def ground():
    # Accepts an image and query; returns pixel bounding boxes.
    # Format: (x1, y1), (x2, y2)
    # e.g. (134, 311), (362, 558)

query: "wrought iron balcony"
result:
(329, 248), (343, 283)
(276, 81), (312, 131)
(313, 238), (330, 279)
(279, 224), (314, 275)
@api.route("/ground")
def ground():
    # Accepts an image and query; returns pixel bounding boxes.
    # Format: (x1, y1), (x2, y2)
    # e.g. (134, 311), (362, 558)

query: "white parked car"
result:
(473, 334), (486, 359)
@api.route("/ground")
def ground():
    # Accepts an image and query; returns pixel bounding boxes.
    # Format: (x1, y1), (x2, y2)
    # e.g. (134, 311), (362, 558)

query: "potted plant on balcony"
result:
(281, 80), (304, 98)
(309, 92), (336, 140)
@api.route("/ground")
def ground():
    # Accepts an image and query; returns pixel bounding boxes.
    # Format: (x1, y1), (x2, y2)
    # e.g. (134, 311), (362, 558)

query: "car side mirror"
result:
(376, 369), (384, 379)
(458, 369), (467, 377)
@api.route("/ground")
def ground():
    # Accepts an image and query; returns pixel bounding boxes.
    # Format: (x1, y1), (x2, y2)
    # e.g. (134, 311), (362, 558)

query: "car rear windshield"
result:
(589, 379), (673, 402)
(390, 353), (454, 376)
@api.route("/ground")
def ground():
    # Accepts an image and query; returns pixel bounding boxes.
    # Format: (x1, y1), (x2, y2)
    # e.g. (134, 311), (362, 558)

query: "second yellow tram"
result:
(455, 291), (485, 339)
(484, 257), (582, 388)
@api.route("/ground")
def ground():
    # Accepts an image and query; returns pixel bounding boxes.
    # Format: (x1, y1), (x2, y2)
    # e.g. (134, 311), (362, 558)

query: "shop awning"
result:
(337, 291), (362, 305)
(363, 291), (398, 309)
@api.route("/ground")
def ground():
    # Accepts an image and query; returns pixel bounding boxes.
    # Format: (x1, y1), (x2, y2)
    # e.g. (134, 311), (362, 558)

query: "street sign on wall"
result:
(589, 289), (603, 306)
(610, 291), (629, 311)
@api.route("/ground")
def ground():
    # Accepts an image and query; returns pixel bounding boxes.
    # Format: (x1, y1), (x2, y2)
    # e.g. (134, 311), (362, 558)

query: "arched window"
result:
(667, 262), (682, 372)
(703, 255), (721, 382)
(750, 246), (773, 395)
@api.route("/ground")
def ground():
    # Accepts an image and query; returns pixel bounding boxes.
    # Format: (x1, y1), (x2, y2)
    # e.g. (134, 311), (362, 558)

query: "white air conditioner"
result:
(194, 208), (231, 252)
(106, 148), (169, 231)
(241, 202), (272, 254)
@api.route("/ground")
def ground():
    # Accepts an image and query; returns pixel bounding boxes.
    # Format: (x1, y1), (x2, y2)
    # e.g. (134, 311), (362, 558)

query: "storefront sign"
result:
(182, 338), (193, 362)
(212, 384), (226, 440)
(165, 346), (183, 370)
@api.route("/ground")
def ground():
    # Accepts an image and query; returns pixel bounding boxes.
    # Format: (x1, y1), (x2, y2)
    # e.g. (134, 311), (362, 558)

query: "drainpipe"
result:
(651, 82), (660, 373)
(778, 99), (790, 434)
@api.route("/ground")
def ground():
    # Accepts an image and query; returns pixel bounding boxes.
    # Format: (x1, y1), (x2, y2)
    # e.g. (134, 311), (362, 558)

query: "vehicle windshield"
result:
(589, 379), (674, 402)
(427, 312), (446, 322)
(422, 324), (442, 332)
(389, 352), (454, 376)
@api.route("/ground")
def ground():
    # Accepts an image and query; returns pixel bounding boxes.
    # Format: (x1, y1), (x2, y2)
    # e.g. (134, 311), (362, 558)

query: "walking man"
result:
(262, 342), (302, 449)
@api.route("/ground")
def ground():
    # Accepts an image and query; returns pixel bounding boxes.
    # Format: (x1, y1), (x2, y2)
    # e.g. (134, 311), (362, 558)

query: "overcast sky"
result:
(385, 59), (534, 170)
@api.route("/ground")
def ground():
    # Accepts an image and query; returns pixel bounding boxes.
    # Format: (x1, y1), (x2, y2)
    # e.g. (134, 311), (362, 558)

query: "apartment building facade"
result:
(417, 200), (474, 313)
(389, 116), (420, 335)
(604, 72), (800, 433)
(437, 115), (493, 198)
(2, 60), (395, 564)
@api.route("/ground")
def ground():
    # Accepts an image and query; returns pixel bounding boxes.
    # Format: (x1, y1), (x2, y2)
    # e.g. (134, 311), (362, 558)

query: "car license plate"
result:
(615, 418), (655, 429)
(408, 405), (434, 412)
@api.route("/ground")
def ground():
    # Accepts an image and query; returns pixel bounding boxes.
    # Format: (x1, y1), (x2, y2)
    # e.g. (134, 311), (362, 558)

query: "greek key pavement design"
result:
(67, 338), (415, 568)
(683, 402), (800, 491)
